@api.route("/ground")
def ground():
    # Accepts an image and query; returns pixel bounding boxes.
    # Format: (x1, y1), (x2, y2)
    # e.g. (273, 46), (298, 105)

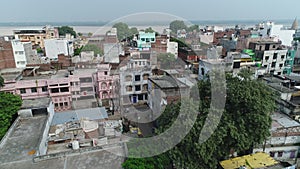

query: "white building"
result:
(44, 39), (74, 60)
(253, 112), (300, 164)
(119, 59), (151, 105)
(167, 41), (178, 58)
(258, 21), (295, 46)
(11, 40), (30, 68)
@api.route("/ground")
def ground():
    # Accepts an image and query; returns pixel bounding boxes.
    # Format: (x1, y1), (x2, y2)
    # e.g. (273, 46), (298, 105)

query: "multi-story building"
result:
(284, 49), (296, 75)
(44, 39), (74, 61)
(249, 41), (288, 75)
(0, 64), (116, 112)
(257, 21), (295, 46)
(11, 39), (31, 68)
(96, 64), (116, 100)
(119, 58), (151, 105)
(137, 31), (156, 51)
(147, 75), (190, 119)
(13, 26), (59, 48)
(253, 112), (300, 165)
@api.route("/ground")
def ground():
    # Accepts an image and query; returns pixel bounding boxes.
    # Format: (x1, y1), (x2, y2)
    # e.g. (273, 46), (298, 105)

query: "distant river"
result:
(0, 25), (169, 36)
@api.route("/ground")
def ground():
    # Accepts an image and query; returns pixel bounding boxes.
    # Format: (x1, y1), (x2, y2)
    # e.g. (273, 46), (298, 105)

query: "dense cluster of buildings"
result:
(2, 19), (300, 168)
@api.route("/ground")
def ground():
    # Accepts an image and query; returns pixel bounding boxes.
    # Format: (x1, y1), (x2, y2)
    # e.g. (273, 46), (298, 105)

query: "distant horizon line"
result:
(0, 19), (296, 27)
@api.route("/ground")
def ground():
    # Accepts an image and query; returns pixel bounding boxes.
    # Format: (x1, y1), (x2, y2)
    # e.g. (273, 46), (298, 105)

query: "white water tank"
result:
(72, 141), (79, 150)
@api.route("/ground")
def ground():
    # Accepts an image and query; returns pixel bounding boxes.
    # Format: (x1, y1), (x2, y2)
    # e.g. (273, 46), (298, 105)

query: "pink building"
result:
(96, 64), (118, 100)
(0, 65), (117, 112)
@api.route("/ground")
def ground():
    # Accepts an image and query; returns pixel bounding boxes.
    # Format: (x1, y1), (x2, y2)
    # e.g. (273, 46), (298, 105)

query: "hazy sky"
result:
(1, 0), (299, 22)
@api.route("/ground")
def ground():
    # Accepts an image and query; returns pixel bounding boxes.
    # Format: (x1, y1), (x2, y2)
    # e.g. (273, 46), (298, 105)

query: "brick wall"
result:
(0, 40), (16, 69)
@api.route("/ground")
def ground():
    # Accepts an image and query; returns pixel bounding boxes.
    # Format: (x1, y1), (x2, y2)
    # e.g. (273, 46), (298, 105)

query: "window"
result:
(51, 33), (54, 36)
(151, 38), (155, 41)
(104, 71), (108, 75)
(64, 102), (68, 106)
(273, 53), (278, 60)
(126, 86), (133, 92)
(290, 151), (296, 158)
(101, 82), (107, 89)
(270, 152), (275, 157)
(138, 94), (143, 100)
(135, 75), (141, 81)
(281, 55), (285, 59)
(54, 103), (59, 108)
(126, 75), (132, 82)
(279, 64), (283, 68)
(141, 38), (145, 41)
(20, 88), (26, 94)
(143, 74), (150, 80)
(59, 103), (63, 107)
(51, 88), (59, 93)
(271, 62), (276, 68)
(80, 77), (92, 83)
(60, 87), (69, 92)
(265, 56), (269, 61)
(277, 72), (281, 75)
(60, 83), (68, 86)
(277, 151), (283, 157)
(31, 88), (37, 93)
(135, 85), (141, 91)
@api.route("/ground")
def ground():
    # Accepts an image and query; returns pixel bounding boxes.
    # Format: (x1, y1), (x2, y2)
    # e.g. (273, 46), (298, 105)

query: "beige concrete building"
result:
(13, 26), (59, 48)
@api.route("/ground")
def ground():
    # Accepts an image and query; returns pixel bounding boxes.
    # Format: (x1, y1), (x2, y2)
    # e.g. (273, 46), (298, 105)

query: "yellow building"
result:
(13, 26), (59, 48)
(220, 152), (282, 169)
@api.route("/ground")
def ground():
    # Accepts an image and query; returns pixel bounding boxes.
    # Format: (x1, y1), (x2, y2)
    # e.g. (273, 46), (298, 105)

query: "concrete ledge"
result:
(0, 116), (20, 149)
(33, 143), (123, 163)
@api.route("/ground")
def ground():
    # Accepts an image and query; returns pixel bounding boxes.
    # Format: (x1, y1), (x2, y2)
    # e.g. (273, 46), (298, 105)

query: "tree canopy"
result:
(165, 72), (276, 168)
(144, 27), (155, 33)
(157, 53), (177, 69)
(122, 70), (276, 168)
(113, 22), (138, 41)
(0, 92), (22, 139)
(187, 24), (199, 32)
(81, 44), (103, 56)
(58, 26), (77, 38)
(169, 20), (187, 33)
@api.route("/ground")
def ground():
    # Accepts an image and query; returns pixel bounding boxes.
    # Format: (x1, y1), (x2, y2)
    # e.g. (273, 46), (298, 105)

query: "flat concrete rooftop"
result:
(21, 97), (51, 109)
(0, 115), (125, 169)
(0, 116), (47, 164)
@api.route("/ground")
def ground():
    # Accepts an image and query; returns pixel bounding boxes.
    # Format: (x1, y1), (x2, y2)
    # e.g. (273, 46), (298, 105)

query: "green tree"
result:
(157, 53), (177, 69)
(144, 27), (155, 33)
(130, 27), (139, 36)
(74, 46), (83, 56)
(58, 26), (77, 38)
(187, 24), (199, 32)
(155, 72), (276, 168)
(169, 20), (187, 34)
(113, 22), (138, 41)
(36, 48), (44, 54)
(81, 44), (103, 56)
(122, 153), (170, 169)
(0, 92), (22, 139)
